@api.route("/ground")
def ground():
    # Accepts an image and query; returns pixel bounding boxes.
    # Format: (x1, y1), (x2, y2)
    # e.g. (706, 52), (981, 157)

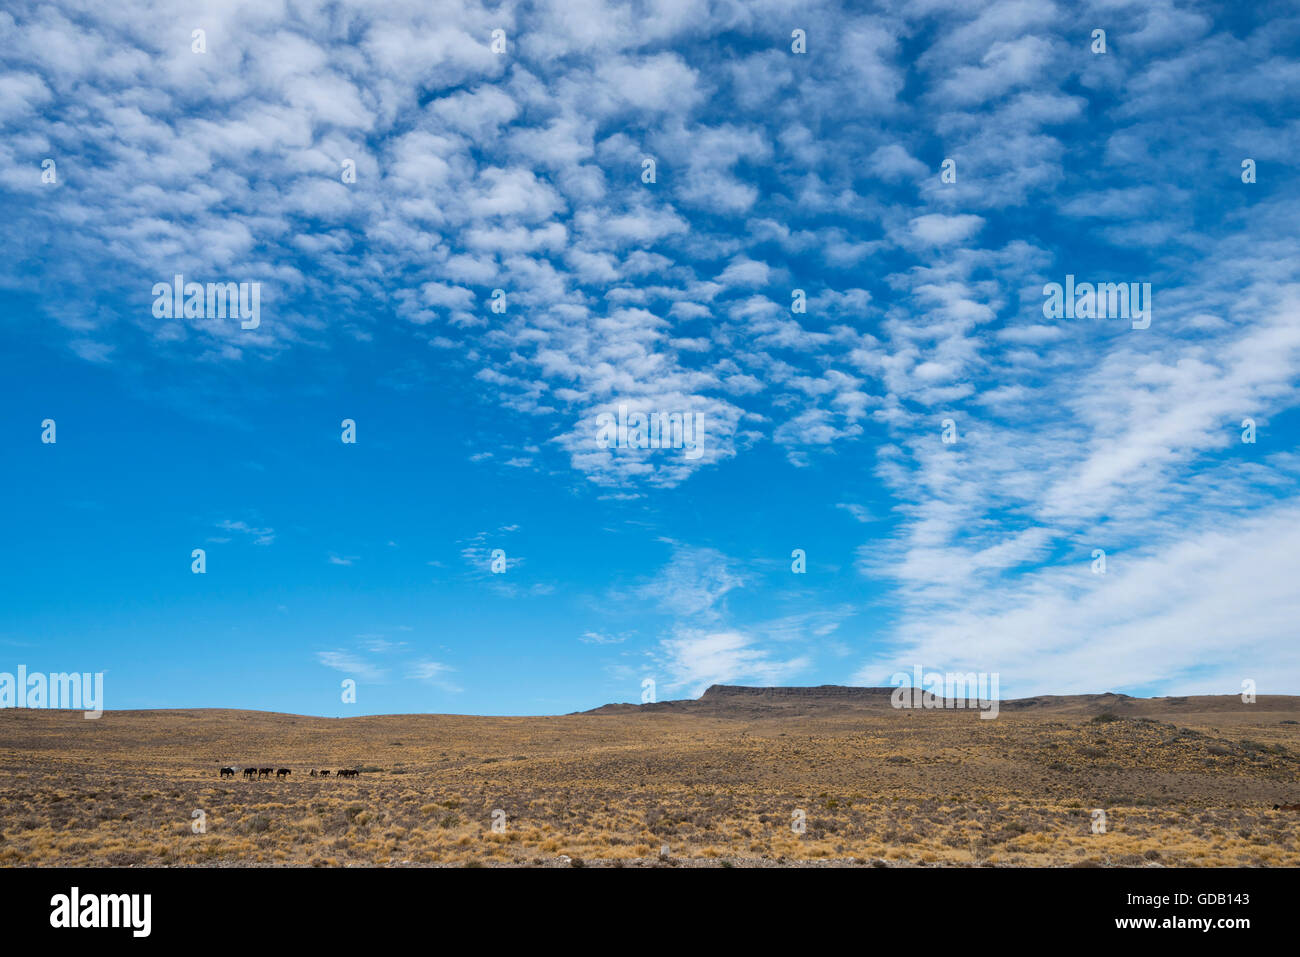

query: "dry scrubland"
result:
(2, 686), (1299, 867)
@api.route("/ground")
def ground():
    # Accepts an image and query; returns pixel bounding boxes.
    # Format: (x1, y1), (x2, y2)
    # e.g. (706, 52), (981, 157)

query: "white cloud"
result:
(658, 630), (810, 697)
(317, 650), (386, 682)
(907, 213), (986, 246)
(216, 520), (275, 546)
(406, 660), (461, 693)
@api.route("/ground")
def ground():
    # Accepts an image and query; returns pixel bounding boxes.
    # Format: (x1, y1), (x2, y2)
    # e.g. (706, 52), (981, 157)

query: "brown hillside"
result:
(2, 688), (1299, 867)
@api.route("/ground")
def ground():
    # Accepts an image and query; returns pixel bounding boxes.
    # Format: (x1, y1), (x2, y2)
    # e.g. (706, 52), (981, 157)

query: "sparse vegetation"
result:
(1, 700), (1299, 867)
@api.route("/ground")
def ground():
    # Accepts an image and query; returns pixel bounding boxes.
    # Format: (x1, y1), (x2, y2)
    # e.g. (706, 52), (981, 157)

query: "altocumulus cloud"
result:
(3, 0), (1300, 700)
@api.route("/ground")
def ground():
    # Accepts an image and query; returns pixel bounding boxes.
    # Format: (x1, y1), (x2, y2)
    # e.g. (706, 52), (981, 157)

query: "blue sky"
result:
(2, 1), (1299, 716)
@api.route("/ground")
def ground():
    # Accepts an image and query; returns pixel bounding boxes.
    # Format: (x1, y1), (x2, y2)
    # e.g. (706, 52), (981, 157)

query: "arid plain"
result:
(2, 686), (1299, 867)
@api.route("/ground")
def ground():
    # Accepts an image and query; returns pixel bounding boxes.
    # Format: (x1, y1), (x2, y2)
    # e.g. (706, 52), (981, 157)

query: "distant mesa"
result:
(579, 684), (1298, 717)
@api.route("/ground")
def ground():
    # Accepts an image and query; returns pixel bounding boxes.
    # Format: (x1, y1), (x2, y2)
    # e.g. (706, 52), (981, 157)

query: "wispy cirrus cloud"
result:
(316, 650), (387, 683)
(405, 660), (462, 693)
(657, 631), (811, 698)
(213, 520), (275, 546)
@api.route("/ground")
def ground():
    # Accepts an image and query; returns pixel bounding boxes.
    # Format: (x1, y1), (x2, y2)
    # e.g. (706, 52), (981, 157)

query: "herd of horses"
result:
(213, 764), (1300, 806)
(219, 766), (360, 779)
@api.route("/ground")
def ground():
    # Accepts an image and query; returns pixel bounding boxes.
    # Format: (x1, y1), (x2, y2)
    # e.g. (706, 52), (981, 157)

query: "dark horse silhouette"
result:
(276, 768), (291, 779)
(243, 767), (257, 779)
(337, 769), (358, 778)
(318, 770), (330, 777)
(219, 766), (235, 778)
(258, 767), (272, 779)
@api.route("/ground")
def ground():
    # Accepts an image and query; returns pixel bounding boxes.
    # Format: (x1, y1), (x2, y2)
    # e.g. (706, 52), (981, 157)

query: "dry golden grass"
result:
(2, 698), (1299, 866)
